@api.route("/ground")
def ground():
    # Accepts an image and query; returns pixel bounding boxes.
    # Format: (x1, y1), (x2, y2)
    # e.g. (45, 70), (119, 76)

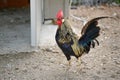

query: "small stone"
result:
(102, 67), (106, 70)
(111, 74), (116, 78)
(113, 13), (117, 17)
(60, 64), (65, 68)
(116, 71), (120, 74)
(96, 71), (101, 74)
(15, 67), (19, 70)
(22, 68), (28, 73)
(114, 61), (120, 65)
(10, 19), (14, 23)
(105, 37), (107, 39)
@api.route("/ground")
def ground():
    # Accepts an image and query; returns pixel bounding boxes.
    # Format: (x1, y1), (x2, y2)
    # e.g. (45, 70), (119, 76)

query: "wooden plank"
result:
(0, 0), (29, 8)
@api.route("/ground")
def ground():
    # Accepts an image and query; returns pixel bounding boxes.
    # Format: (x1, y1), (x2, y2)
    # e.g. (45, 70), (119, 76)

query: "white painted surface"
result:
(30, 0), (42, 47)
(44, 0), (69, 19)
(39, 24), (57, 47)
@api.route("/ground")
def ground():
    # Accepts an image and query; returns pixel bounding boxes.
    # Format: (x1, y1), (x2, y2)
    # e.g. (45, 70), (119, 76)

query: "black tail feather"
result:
(91, 41), (95, 48)
(79, 16), (111, 53)
(94, 39), (99, 46)
(79, 24), (100, 53)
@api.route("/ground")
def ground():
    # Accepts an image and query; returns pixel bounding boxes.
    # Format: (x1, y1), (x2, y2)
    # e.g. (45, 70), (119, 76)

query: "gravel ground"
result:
(0, 6), (120, 80)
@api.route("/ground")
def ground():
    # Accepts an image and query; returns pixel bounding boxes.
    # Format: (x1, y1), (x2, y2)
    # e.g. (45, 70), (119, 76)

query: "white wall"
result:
(44, 0), (69, 20)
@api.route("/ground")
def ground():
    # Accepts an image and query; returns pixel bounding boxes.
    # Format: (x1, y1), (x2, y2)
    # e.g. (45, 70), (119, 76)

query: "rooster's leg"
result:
(66, 60), (71, 71)
(65, 55), (71, 67)
(77, 57), (81, 66)
(76, 57), (83, 72)
(67, 60), (71, 69)
(65, 60), (71, 79)
(68, 60), (71, 66)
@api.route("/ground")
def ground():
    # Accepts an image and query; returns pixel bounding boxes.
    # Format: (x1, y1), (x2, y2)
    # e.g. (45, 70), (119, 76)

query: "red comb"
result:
(56, 9), (63, 19)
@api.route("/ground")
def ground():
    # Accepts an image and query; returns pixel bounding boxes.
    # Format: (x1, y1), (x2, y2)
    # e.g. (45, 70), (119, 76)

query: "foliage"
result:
(114, 0), (120, 4)
(71, 0), (120, 6)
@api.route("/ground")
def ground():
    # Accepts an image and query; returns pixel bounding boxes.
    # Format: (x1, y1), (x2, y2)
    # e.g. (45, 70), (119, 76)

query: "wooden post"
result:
(30, 0), (42, 46)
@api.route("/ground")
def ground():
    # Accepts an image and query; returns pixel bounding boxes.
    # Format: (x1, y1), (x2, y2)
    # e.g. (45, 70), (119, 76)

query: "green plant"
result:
(114, 0), (120, 4)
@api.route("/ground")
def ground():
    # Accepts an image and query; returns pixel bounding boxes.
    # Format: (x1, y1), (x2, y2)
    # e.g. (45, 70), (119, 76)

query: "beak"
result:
(51, 18), (64, 25)
(52, 19), (57, 25)
(62, 19), (65, 22)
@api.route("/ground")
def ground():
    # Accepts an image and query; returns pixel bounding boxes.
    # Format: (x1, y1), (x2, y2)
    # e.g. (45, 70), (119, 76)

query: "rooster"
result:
(55, 10), (110, 66)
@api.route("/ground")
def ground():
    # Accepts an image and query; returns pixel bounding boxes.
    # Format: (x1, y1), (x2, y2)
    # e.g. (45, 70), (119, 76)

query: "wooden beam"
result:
(30, 0), (42, 46)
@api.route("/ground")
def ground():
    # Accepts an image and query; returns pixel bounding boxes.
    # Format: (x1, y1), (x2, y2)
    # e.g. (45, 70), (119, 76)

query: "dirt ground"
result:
(0, 6), (120, 80)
